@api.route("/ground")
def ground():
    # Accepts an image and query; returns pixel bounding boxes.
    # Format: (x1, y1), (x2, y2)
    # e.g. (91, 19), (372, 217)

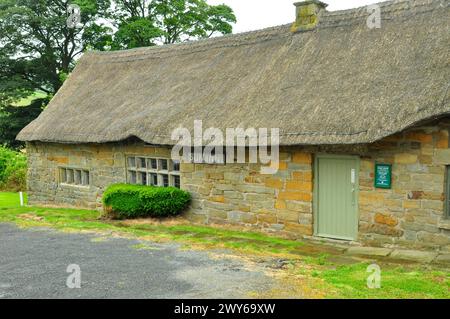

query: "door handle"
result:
(351, 168), (356, 206)
(351, 186), (356, 206)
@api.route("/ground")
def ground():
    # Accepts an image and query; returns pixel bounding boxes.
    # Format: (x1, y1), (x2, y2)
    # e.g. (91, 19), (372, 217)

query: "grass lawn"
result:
(312, 263), (449, 299)
(0, 192), (27, 208)
(0, 199), (448, 299)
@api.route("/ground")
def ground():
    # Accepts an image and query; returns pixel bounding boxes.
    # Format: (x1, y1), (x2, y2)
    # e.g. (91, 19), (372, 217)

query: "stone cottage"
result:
(17, 0), (450, 250)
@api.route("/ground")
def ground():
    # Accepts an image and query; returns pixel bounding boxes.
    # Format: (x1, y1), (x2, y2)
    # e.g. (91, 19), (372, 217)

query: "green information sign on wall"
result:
(375, 164), (392, 189)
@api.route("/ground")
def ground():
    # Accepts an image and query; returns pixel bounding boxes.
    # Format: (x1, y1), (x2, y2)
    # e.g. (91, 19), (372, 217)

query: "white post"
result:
(19, 192), (24, 207)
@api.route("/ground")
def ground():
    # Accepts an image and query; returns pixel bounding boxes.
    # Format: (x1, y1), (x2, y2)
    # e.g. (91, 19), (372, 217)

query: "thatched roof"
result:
(17, 0), (450, 146)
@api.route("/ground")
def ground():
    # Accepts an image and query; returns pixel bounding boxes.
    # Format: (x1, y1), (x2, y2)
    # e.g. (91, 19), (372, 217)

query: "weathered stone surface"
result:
(187, 213), (207, 224)
(407, 191), (424, 200)
(245, 193), (273, 202)
(268, 224), (285, 231)
(292, 152), (312, 164)
(180, 163), (195, 173)
(265, 178), (283, 189)
(227, 211), (257, 224)
(215, 184), (235, 191)
(236, 184), (274, 194)
(416, 232), (450, 246)
(298, 213), (313, 225)
(374, 213), (398, 226)
(405, 131), (433, 143)
(434, 149), (450, 164)
(285, 181), (313, 192)
(390, 250), (438, 263)
(206, 172), (224, 180)
(346, 247), (392, 257)
(47, 156), (69, 164)
(276, 210), (299, 223)
(403, 200), (421, 209)
(203, 201), (234, 211)
(278, 191), (311, 201)
(257, 214), (278, 224)
(208, 209), (228, 220)
(394, 153), (418, 164)
(210, 195), (225, 203)
(292, 171), (312, 181)
(284, 222), (313, 236)
(438, 220), (450, 230)
(286, 201), (311, 213)
(434, 254), (450, 264)
(223, 172), (242, 182)
(223, 191), (244, 200)
(275, 200), (286, 210)
(360, 223), (403, 237)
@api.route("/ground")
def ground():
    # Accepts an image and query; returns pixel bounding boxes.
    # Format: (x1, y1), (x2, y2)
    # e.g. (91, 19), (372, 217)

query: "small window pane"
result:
(126, 156), (181, 188)
(173, 175), (180, 189)
(60, 168), (89, 186)
(140, 172), (147, 185)
(66, 169), (74, 184)
(159, 159), (168, 171)
(127, 157), (136, 168)
(138, 158), (146, 169)
(128, 171), (137, 184)
(149, 173), (158, 186)
(149, 159), (157, 170)
(60, 168), (67, 183)
(74, 170), (82, 185)
(160, 174), (169, 187)
(82, 171), (90, 186)
(172, 160), (180, 172)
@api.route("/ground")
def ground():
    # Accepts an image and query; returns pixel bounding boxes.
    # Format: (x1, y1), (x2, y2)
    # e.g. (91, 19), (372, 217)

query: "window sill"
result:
(59, 183), (91, 190)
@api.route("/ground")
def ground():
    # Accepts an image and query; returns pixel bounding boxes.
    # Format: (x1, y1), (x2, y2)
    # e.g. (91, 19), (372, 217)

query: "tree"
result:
(0, 0), (236, 148)
(111, 0), (236, 49)
(0, 0), (113, 148)
(0, 98), (47, 149)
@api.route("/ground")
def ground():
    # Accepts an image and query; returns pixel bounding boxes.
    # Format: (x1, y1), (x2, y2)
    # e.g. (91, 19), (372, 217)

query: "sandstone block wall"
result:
(26, 119), (450, 250)
(181, 151), (314, 238)
(26, 142), (170, 209)
(356, 122), (450, 250)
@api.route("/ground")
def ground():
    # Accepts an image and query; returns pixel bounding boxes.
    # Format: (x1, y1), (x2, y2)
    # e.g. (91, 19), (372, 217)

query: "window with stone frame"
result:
(446, 166), (450, 218)
(59, 168), (90, 186)
(126, 156), (181, 189)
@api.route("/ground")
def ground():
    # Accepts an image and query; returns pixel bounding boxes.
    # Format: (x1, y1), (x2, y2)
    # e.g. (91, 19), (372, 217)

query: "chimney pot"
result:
(291, 0), (328, 33)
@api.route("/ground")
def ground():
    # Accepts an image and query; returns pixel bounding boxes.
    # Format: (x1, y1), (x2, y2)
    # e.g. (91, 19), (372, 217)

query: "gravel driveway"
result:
(0, 223), (274, 299)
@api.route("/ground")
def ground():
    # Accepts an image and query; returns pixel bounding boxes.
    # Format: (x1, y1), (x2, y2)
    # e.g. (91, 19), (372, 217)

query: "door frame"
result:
(313, 154), (360, 241)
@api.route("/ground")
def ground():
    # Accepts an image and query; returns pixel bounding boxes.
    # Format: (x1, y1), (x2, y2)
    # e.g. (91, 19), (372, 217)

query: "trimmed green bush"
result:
(102, 184), (191, 219)
(0, 146), (27, 192)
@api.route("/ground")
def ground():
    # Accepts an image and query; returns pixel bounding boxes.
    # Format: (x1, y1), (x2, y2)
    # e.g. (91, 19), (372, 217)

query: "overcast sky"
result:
(208, 0), (385, 33)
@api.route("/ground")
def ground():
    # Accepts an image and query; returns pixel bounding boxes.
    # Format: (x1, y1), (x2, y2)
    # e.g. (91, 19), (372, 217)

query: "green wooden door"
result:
(315, 155), (359, 240)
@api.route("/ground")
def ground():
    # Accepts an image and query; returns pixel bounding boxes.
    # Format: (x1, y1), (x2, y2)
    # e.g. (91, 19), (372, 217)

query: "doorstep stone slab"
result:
(346, 247), (392, 257)
(390, 250), (438, 263)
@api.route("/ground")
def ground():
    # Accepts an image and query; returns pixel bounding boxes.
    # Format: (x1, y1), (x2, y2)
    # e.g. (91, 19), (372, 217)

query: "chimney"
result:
(291, 0), (328, 33)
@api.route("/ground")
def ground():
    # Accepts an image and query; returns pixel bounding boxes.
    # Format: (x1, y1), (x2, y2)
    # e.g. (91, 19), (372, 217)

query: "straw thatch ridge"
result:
(17, 0), (450, 146)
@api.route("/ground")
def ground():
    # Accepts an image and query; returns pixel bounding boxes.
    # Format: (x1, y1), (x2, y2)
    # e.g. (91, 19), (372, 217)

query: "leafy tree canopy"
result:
(112, 0), (236, 49)
(0, 0), (236, 148)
